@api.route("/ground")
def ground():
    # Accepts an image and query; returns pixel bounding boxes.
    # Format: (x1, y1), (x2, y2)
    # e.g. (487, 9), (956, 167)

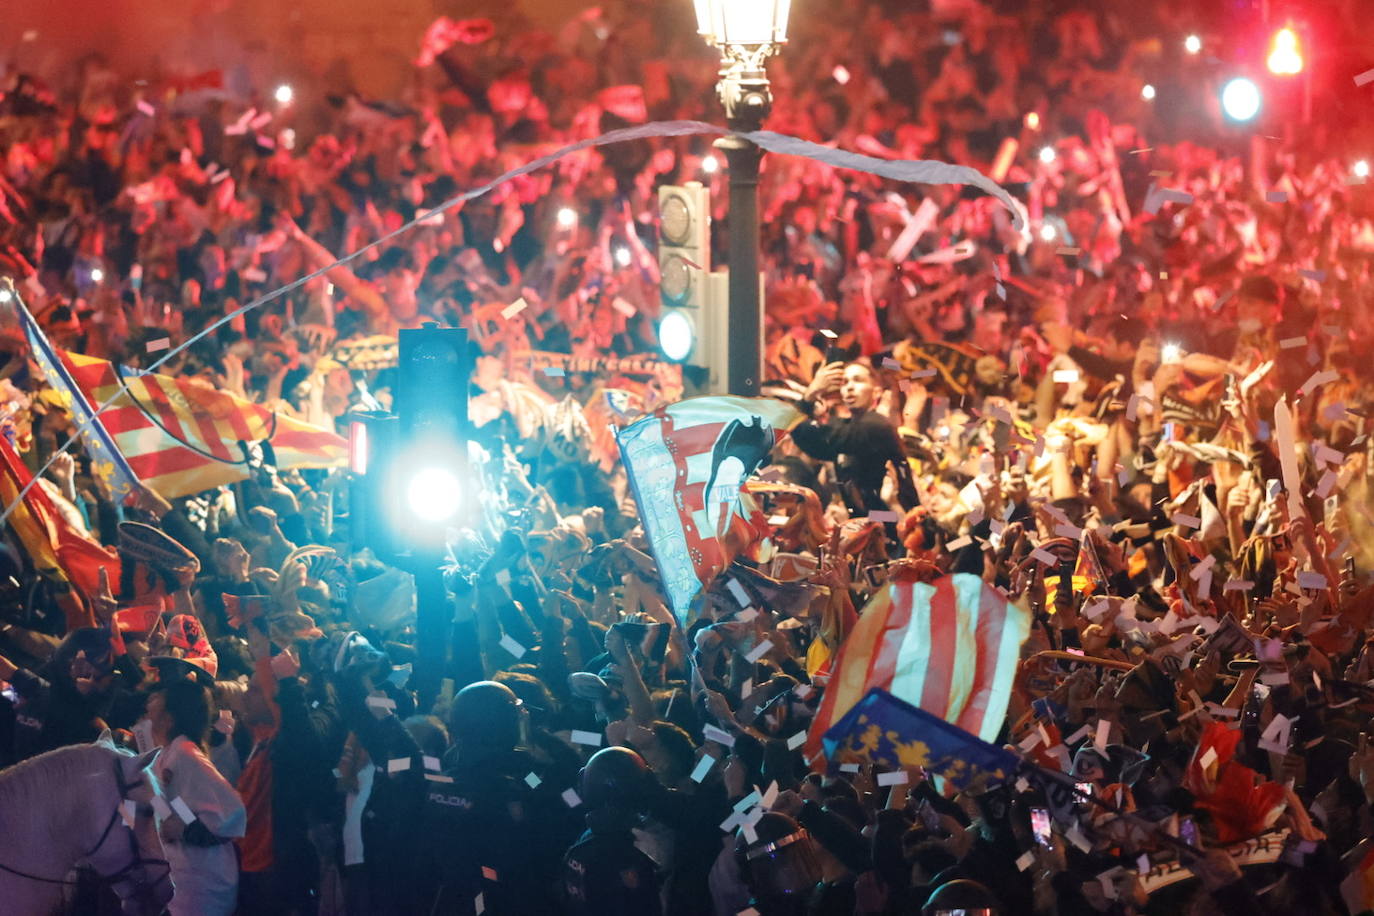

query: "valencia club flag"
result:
(617, 396), (803, 623)
(806, 570), (1031, 765)
(51, 350), (347, 500)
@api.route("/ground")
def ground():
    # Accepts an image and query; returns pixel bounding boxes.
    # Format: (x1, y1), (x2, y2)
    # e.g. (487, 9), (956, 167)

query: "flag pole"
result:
(2, 277), (143, 500)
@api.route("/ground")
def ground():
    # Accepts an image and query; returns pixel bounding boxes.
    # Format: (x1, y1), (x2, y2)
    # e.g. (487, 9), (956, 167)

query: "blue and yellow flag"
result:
(822, 687), (1019, 790)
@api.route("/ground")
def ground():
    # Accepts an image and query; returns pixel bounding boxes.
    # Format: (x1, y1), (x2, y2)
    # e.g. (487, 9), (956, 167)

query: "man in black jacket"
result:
(791, 361), (920, 515)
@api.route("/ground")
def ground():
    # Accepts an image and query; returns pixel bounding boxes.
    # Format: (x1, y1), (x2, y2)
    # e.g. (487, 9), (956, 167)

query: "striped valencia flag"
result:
(55, 350), (347, 500)
(617, 396), (804, 623)
(805, 570), (1031, 765)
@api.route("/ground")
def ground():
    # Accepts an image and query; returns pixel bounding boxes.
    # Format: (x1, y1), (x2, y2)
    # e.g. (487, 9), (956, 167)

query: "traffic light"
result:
(350, 324), (472, 559)
(657, 182), (711, 367)
(1267, 26), (1303, 76)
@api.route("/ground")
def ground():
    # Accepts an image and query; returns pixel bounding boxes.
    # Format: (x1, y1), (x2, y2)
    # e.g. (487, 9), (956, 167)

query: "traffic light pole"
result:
(716, 80), (770, 398)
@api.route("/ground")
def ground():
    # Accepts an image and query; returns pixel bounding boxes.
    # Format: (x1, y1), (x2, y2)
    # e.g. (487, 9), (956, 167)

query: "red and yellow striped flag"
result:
(60, 351), (346, 500)
(805, 571), (1031, 764)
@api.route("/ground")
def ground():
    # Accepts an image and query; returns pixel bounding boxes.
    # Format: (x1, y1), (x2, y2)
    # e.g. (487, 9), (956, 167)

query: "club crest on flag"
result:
(617, 396), (803, 623)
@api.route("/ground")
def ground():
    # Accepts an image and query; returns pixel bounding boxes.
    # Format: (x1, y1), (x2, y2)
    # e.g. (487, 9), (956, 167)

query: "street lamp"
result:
(693, 0), (790, 397)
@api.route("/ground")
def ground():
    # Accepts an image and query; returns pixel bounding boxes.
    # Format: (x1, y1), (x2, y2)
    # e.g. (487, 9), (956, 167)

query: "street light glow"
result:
(556, 207), (578, 228)
(1039, 146), (1057, 164)
(406, 466), (463, 523)
(89, 268), (104, 283)
(1141, 84), (1156, 101)
(1024, 112), (1040, 130)
(1221, 77), (1262, 122)
(1184, 34), (1202, 55)
(1355, 160), (1371, 179)
(701, 154), (719, 174)
(1039, 224), (1057, 242)
(274, 84), (293, 105)
(0, 289), (12, 304)
(614, 246), (633, 267)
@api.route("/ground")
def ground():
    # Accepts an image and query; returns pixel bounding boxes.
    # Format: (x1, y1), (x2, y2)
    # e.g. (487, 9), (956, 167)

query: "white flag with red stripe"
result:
(806, 570), (1031, 763)
(617, 396), (803, 623)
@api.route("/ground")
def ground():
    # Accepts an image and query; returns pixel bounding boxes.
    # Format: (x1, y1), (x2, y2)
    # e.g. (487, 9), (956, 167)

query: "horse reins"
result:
(0, 758), (172, 901)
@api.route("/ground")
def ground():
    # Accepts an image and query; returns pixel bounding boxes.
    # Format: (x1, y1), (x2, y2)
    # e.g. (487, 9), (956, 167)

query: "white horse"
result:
(0, 732), (174, 915)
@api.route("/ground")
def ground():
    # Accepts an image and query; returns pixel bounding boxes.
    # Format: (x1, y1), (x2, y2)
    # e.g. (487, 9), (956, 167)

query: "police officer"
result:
(563, 746), (663, 915)
(420, 680), (573, 915)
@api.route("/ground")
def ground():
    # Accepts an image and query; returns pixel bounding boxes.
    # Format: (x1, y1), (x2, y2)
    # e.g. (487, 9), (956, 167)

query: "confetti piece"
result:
(562, 788), (582, 808)
(388, 758), (411, 774)
(475, 892), (485, 915)
(151, 796), (172, 820)
(733, 790), (762, 814)
(1297, 571), (1328, 590)
(499, 634), (527, 659)
(481, 866), (498, 882)
(612, 297), (637, 317)
(1266, 191), (1288, 203)
(543, 367), (565, 377)
(787, 731), (808, 750)
(767, 514), (789, 526)
(726, 578), (751, 606)
(946, 535), (973, 551)
(365, 696), (396, 711)
(1356, 68), (1374, 87)
(1054, 523), (1083, 540)
(171, 797), (197, 823)
(735, 607), (759, 623)
(423, 756), (442, 771)
(819, 328), (838, 339)
(911, 368), (937, 379)
(1315, 470), (1338, 499)
(1260, 671), (1291, 687)
(570, 729), (603, 747)
(689, 755), (716, 786)
(1279, 336), (1307, 349)
(494, 569), (511, 587)
(1065, 724), (1092, 745)
(1055, 247), (1082, 256)
(839, 763), (861, 773)
(146, 338), (171, 353)
(121, 800), (137, 828)
(215, 709), (234, 734)
(703, 724), (736, 747)
(525, 772), (542, 788)
(745, 639), (775, 663)
(1030, 547), (1059, 566)
(1171, 512), (1201, 529)
(501, 298), (528, 319)
(867, 510), (899, 523)
(876, 770), (910, 786)
(1016, 850), (1036, 871)
(137, 100), (155, 117)
(1300, 369), (1339, 396)
(1094, 718), (1111, 751)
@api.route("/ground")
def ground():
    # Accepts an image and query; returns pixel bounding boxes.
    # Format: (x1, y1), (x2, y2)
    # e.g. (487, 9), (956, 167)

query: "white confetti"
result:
(524, 772), (542, 788)
(170, 796), (197, 823)
(387, 758), (411, 774)
(570, 730), (603, 747)
(499, 634), (527, 659)
(501, 298), (528, 319)
(562, 788), (582, 808)
(703, 724), (736, 747)
(690, 755), (716, 783)
(1356, 68), (1374, 87)
(876, 770), (909, 786)
(745, 640), (775, 663)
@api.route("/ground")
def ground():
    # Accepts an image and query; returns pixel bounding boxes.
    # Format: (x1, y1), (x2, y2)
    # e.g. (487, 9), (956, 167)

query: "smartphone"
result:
(918, 800), (940, 831)
(1030, 807), (1053, 848)
(1179, 816), (1199, 847)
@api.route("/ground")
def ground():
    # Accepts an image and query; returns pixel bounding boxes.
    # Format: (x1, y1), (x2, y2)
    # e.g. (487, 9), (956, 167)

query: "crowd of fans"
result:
(4, 0), (1374, 913)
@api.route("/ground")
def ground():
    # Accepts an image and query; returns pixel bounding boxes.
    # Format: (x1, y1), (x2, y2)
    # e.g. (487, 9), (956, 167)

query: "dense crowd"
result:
(4, 0), (1374, 914)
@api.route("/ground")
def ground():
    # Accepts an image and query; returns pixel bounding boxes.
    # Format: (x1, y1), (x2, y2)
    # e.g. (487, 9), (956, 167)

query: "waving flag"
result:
(0, 434), (119, 630)
(822, 688), (1019, 789)
(806, 570), (1031, 764)
(617, 396), (803, 623)
(54, 350), (346, 500)
(19, 297), (141, 503)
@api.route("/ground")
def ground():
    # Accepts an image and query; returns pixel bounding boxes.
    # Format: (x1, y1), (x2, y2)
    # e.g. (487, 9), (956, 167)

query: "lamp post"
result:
(693, 0), (790, 397)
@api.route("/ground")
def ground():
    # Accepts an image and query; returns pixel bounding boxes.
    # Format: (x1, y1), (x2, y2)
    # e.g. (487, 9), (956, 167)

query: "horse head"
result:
(90, 731), (174, 916)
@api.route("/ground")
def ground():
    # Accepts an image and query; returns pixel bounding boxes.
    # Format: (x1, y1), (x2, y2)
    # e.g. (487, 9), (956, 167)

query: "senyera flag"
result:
(51, 349), (347, 500)
(616, 396), (803, 623)
(806, 570), (1031, 766)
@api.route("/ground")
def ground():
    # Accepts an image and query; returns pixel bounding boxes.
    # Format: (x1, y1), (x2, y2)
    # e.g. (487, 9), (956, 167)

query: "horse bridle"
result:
(0, 758), (172, 906)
